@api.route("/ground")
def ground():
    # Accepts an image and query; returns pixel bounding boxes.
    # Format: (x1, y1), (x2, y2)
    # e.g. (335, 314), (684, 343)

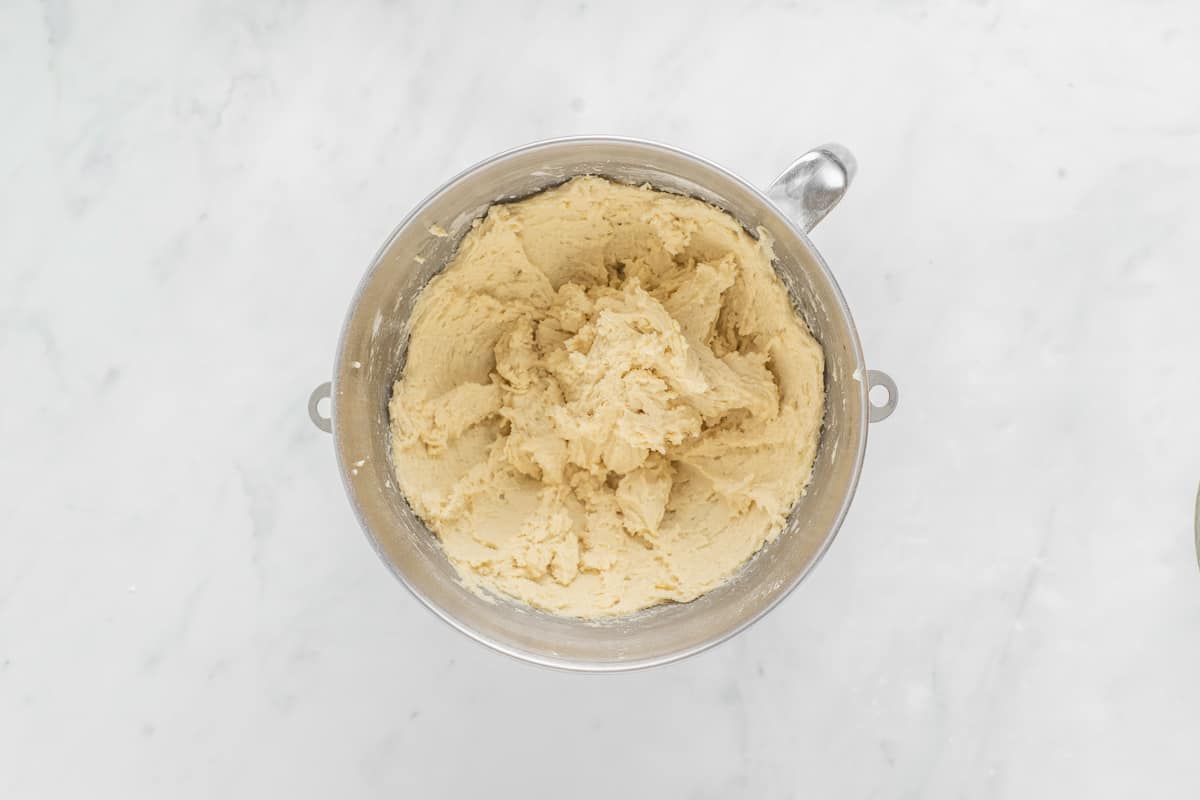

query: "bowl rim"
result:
(330, 135), (870, 672)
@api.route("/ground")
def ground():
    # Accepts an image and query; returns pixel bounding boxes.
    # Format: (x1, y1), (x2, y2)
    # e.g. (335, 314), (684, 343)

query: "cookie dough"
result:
(389, 176), (824, 617)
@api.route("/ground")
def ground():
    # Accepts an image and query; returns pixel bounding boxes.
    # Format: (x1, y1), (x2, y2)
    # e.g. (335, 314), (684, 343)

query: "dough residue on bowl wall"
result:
(388, 176), (824, 618)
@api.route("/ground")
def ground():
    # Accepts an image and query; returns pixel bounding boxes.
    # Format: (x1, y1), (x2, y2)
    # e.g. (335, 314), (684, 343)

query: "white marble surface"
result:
(3, 0), (1200, 796)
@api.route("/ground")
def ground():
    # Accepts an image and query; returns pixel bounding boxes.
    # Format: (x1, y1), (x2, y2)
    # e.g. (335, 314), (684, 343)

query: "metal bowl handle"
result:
(867, 370), (898, 423)
(308, 381), (332, 433)
(766, 143), (857, 234)
(766, 145), (898, 423)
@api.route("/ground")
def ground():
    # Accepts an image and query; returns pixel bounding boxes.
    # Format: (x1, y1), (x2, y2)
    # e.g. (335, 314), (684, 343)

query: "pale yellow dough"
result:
(389, 177), (824, 618)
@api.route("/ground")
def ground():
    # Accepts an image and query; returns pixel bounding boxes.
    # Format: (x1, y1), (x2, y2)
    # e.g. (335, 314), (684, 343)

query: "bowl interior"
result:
(332, 138), (868, 670)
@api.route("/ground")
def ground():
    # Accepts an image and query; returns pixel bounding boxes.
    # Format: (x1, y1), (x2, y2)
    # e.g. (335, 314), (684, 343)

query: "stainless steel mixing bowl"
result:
(308, 137), (897, 671)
